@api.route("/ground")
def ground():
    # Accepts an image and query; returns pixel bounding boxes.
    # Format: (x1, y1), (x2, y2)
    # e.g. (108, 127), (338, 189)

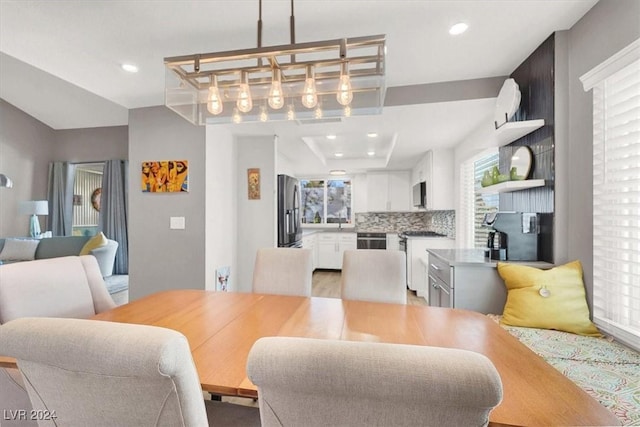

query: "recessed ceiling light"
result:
(330, 169), (346, 176)
(367, 132), (378, 138)
(121, 63), (139, 73)
(367, 151), (376, 156)
(326, 134), (337, 140)
(334, 152), (344, 157)
(449, 22), (468, 36)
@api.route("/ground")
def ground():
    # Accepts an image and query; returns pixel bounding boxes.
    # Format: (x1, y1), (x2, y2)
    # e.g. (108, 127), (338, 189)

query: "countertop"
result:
(301, 228), (356, 236)
(428, 248), (555, 268)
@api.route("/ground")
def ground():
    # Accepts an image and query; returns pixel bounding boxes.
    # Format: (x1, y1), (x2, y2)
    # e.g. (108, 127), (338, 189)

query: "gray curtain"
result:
(47, 162), (75, 236)
(99, 160), (128, 274)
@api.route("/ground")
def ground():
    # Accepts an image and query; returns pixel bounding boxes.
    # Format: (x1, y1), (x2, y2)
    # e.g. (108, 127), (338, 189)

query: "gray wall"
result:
(0, 100), (55, 237)
(564, 0), (640, 305)
(0, 100), (129, 238)
(54, 126), (128, 162)
(128, 106), (206, 301)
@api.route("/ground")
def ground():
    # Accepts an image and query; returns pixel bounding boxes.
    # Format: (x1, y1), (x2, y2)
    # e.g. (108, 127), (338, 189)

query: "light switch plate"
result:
(170, 216), (186, 230)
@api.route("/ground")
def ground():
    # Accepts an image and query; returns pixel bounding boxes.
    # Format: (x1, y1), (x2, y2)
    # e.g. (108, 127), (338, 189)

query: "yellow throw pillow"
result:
(497, 260), (601, 336)
(79, 232), (108, 256)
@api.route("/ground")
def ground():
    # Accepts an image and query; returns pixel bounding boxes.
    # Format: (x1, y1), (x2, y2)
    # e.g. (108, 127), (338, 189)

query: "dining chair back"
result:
(0, 317), (260, 427)
(247, 337), (503, 427)
(341, 249), (407, 304)
(0, 255), (116, 427)
(252, 247), (313, 297)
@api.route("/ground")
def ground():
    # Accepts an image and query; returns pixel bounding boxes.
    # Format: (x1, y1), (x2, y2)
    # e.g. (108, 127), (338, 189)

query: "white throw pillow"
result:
(0, 239), (40, 261)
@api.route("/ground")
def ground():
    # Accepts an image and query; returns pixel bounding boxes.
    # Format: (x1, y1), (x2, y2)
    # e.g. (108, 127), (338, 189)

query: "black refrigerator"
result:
(277, 174), (302, 248)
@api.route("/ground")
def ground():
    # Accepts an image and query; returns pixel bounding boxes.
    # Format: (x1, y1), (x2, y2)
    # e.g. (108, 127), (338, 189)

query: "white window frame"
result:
(299, 177), (353, 227)
(581, 38), (640, 350)
(458, 148), (499, 248)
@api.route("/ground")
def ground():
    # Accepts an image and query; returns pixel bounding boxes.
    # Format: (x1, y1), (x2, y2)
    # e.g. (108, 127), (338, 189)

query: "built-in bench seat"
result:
(488, 314), (640, 426)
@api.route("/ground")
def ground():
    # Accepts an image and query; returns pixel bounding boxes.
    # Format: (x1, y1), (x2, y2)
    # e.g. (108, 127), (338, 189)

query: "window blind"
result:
(459, 150), (498, 248)
(591, 57), (640, 350)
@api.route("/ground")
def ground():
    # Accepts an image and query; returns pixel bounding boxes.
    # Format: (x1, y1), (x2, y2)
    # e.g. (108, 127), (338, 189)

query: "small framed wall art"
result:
(142, 160), (189, 192)
(247, 168), (260, 200)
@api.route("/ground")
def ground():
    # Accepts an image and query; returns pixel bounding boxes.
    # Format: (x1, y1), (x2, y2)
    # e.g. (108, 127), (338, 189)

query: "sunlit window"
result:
(300, 179), (352, 225)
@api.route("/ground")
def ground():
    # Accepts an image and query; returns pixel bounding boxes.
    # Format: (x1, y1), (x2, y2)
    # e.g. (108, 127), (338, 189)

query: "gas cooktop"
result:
(399, 231), (446, 237)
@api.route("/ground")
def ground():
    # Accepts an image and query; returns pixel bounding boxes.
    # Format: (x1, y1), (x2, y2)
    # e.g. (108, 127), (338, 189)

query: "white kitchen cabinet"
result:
(406, 237), (455, 298)
(352, 174), (368, 213)
(302, 233), (319, 270)
(317, 232), (356, 269)
(412, 149), (454, 210)
(366, 171), (411, 212)
(386, 233), (400, 251)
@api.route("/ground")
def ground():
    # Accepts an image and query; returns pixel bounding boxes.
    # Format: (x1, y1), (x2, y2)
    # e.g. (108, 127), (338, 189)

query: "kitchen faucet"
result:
(338, 211), (342, 229)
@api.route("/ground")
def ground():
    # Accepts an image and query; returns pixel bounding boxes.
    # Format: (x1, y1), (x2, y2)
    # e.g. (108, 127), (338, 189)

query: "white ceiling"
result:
(0, 0), (598, 175)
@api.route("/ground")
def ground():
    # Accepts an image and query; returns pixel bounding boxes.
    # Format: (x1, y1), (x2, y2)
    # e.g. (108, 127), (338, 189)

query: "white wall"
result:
(205, 126), (237, 291)
(277, 151), (296, 177)
(235, 135), (277, 292)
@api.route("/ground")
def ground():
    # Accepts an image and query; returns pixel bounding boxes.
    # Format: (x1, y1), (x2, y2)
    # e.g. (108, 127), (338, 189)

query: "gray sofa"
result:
(0, 236), (118, 278)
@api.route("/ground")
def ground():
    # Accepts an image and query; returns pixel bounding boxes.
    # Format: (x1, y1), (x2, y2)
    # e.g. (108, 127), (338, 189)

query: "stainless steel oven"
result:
(356, 232), (387, 250)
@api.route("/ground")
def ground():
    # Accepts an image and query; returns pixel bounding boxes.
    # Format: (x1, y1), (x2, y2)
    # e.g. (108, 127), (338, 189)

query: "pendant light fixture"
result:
(164, 0), (386, 125)
(301, 65), (318, 109)
(237, 71), (253, 113)
(337, 62), (353, 106)
(268, 69), (285, 110)
(207, 75), (223, 115)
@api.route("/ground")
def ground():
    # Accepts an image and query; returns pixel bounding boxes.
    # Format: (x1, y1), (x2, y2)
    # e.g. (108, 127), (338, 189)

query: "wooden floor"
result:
(312, 269), (428, 306)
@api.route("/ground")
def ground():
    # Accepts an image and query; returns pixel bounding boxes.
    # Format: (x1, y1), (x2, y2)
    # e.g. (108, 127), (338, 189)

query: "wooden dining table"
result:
(1, 290), (618, 426)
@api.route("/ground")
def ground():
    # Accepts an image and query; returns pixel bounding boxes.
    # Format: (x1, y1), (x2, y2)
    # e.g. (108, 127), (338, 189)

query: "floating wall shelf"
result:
(477, 179), (546, 194)
(494, 119), (545, 147)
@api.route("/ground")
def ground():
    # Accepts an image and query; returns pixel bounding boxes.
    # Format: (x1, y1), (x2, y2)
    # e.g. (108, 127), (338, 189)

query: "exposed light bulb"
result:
(302, 65), (318, 109)
(232, 107), (242, 124)
(207, 76), (223, 115)
(268, 69), (285, 110)
(259, 106), (268, 122)
(314, 106), (323, 119)
(336, 62), (353, 106)
(343, 105), (352, 117)
(287, 104), (296, 121)
(237, 71), (253, 113)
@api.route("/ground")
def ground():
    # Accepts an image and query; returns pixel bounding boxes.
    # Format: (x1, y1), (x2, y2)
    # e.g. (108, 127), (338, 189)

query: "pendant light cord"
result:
(290, 0), (296, 63)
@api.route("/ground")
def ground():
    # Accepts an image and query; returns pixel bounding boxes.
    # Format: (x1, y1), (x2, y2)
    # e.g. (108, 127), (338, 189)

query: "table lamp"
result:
(19, 200), (49, 238)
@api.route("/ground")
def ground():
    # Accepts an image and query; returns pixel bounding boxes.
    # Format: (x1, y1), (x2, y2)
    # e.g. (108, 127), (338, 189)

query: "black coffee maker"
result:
(486, 230), (507, 261)
(483, 212), (542, 261)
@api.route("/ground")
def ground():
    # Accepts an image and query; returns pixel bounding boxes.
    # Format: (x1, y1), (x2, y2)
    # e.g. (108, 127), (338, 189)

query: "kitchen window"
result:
(459, 149), (499, 248)
(300, 179), (352, 225)
(581, 40), (639, 350)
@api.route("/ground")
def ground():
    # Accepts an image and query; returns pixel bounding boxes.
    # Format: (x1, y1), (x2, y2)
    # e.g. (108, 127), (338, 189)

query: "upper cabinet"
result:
(366, 171), (411, 212)
(412, 149), (454, 210)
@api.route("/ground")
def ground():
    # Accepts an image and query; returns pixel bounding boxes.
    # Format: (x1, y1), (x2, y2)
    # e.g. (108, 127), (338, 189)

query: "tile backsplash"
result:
(355, 210), (455, 238)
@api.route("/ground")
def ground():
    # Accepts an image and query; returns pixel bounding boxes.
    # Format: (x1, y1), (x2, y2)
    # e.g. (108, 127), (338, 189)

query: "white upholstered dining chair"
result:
(252, 247), (313, 297)
(341, 249), (407, 304)
(247, 336), (503, 427)
(0, 317), (260, 427)
(0, 255), (116, 427)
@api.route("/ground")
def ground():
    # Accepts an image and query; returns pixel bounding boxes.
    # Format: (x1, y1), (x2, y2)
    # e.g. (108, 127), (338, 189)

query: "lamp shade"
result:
(19, 200), (49, 216)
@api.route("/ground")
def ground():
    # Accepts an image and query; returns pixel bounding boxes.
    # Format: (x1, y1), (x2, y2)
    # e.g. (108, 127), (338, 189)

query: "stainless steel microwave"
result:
(412, 181), (426, 208)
